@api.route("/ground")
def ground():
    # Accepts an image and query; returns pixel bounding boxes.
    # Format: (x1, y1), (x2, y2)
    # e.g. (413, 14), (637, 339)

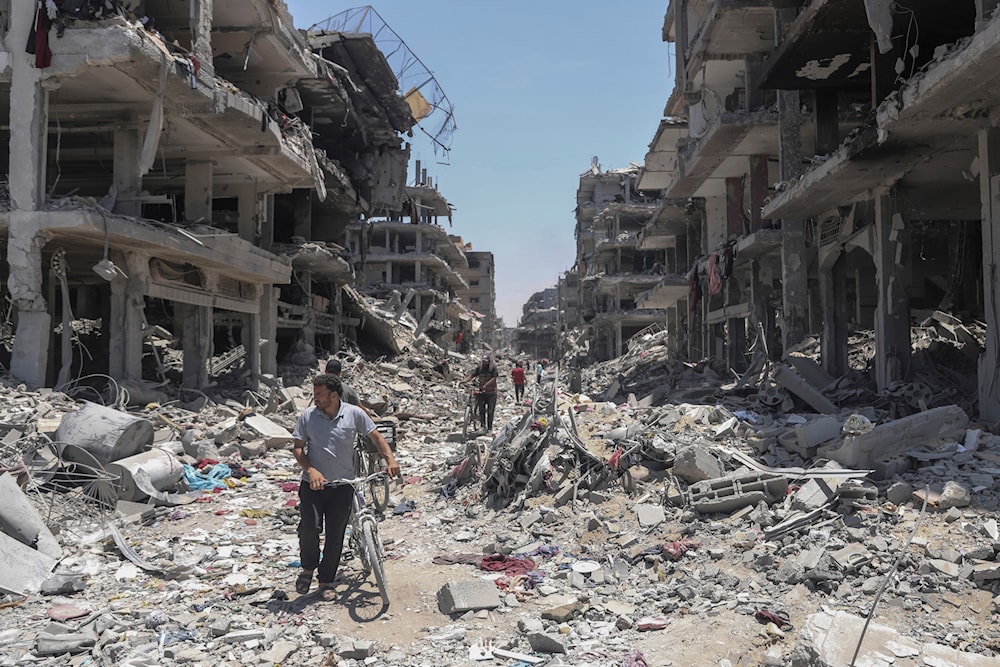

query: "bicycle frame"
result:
(325, 472), (390, 605)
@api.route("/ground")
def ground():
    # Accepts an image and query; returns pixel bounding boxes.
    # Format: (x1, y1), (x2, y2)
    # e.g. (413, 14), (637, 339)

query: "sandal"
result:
(294, 570), (313, 595)
(318, 584), (337, 601)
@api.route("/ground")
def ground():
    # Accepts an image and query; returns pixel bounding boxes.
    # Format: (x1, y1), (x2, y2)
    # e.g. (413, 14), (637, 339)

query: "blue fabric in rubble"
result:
(182, 463), (231, 490)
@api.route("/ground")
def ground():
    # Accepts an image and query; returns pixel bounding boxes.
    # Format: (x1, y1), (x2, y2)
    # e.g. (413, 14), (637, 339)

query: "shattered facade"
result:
(516, 287), (559, 360)
(0, 1), (488, 391)
(454, 248), (498, 347)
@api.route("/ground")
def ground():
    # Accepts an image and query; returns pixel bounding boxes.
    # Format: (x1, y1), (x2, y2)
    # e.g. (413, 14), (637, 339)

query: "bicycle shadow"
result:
(256, 578), (387, 621)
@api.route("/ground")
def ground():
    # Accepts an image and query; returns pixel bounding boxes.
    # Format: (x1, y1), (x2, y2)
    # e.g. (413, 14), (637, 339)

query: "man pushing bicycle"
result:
(461, 354), (499, 432)
(292, 373), (400, 600)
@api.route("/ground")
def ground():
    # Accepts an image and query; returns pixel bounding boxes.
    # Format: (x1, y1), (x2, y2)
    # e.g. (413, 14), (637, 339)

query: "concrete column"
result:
(675, 0), (688, 92)
(413, 304), (437, 338)
(414, 262), (422, 283)
(261, 194), (275, 250)
(979, 128), (1000, 419)
(184, 161), (213, 224)
(292, 189), (311, 239)
(819, 250), (849, 377)
(415, 230), (422, 252)
(300, 271), (315, 348)
(113, 128), (141, 218)
(109, 251), (147, 380)
(776, 8), (809, 354)
(614, 320), (623, 359)
(726, 275), (745, 372)
(190, 0), (214, 78)
(241, 284), (262, 387)
(872, 189), (910, 389)
(814, 88), (840, 156)
(332, 286), (343, 353)
(7, 2), (51, 387)
(236, 182), (258, 242)
(748, 155), (769, 232)
(725, 177), (744, 237)
(179, 302), (212, 389)
(259, 286), (278, 375)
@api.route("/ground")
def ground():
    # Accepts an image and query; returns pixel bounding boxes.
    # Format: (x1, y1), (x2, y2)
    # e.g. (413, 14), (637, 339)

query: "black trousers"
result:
(514, 383), (524, 400)
(298, 483), (353, 584)
(477, 392), (497, 429)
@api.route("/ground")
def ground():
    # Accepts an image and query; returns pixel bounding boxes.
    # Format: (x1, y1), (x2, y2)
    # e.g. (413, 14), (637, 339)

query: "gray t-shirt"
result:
(293, 402), (376, 482)
(340, 381), (360, 406)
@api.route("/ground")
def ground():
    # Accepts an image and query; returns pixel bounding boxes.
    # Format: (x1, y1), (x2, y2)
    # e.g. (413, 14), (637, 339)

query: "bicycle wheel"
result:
(362, 520), (390, 605)
(462, 402), (472, 440)
(352, 520), (371, 575)
(365, 453), (391, 514)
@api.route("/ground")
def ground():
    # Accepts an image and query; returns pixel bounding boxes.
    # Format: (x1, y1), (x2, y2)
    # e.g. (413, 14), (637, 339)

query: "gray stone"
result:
(635, 503), (665, 528)
(885, 481), (914, 505)
(944, 507), (963, 523)
(938, 480), (971, 510)
(541, 601), (584, 622)
(527, 632), (568, 654)
(518, 617), (544, 634)
(673, 445), (723, 483)
(261, 640), (298, 663)
(340, 640), (375, 660)
(984, 519), (1000, 540)
(237, 439), (266, 459)
(209, 618), (232, 637)
(519, 510), (542, 530)
(220, 629), (265, 644)
(436, 580), (502, 615)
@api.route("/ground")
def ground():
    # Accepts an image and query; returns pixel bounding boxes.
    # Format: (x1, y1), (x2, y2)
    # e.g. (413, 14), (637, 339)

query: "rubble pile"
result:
(3, 332), (1000, 665)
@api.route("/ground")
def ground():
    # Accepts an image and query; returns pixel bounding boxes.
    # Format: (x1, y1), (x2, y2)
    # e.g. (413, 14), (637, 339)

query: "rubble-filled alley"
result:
(4, 312), (1000, 667)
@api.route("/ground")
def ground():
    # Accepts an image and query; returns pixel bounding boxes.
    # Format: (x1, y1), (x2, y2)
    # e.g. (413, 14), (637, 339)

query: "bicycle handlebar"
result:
(325, 472), (387, 487)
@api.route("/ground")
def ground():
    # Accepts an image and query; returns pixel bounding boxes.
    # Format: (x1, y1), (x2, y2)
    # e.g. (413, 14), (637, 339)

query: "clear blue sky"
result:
(284, 1), (674, 326)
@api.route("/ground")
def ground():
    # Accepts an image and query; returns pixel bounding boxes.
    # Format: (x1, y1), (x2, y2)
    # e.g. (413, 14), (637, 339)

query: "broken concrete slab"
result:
(0, 471), (62, 559)
(794, 608), (1000, 667)
(0, 529), (57, 595)
(436, 580), (501, 614)
(672, 444), (723, 483)
(243, 414), (293, 448)
(687, 472), (787, 514)
(773, 365), (837, 414)
(822, 405), (969, 470)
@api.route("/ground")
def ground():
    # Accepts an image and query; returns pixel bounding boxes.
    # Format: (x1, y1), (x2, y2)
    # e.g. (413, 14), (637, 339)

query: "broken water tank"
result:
(53, 402), (154, 465)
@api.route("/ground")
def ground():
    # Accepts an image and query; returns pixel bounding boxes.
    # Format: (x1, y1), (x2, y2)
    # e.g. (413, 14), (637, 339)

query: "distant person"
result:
(511, 361), (526, 402)
(536, 361), (544, 385)
(462, 354), (498, 431)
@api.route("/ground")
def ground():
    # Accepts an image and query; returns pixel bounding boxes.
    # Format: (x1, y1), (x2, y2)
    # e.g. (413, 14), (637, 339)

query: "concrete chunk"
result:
(673, 445), (723, 483)
(436, 580), (501, 615)
(823, 405), (969, 470)
(0, 529), (57, 595)
(635, 503), (665, 528)
(0, 472), (62, 559)
(527, 632), (567, 654)
(773, 365), (837, 414)
(243, 414), (293, 448)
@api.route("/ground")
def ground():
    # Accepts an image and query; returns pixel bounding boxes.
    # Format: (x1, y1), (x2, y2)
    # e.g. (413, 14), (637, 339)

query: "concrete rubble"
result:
(0, 324), (998, 666)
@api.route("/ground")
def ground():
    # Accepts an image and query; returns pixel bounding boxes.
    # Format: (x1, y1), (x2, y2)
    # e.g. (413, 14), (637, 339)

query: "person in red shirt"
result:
(511, 361), (526, 402)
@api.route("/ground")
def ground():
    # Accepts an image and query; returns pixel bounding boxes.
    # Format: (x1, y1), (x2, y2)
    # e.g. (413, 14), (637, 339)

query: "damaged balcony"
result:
(40, 21), (320, 192)
(667, 107), (779, 198)
(271, 242), (355, 284)
(665, 0), (775, 84)
(763, 11), (998, 221)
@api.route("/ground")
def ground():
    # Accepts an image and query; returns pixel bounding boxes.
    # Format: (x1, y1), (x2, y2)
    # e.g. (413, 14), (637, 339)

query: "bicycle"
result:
(353, 419), (396, 514)
(461, 388), (484, 441)
(326, 472), (390, 606)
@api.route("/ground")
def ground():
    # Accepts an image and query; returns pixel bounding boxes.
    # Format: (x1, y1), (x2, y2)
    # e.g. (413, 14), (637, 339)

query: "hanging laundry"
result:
(708, 253), (722, 295)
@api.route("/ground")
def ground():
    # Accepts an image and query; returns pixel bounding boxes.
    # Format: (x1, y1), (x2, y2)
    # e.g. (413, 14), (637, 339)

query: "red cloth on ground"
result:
(479, 554), (536, 575)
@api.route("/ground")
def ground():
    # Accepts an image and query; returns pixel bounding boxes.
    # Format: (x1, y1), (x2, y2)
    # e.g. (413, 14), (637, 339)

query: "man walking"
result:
(292, 374), (399, 600)
(511, 361), (526, 402)
(462, 354), (498, 431)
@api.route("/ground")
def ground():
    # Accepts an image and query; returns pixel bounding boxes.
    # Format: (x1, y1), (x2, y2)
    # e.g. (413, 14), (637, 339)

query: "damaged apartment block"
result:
(542, 0), (1000, 429)
(0, 2), (489, 392)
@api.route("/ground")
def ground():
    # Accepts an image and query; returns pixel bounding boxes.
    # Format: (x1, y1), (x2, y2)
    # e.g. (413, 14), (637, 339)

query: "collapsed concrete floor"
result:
(2, 321), (1000, 666)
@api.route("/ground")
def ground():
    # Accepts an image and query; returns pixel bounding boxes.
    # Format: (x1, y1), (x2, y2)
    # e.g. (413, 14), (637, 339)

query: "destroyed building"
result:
(0, 2), (488, 391)
(536, 0), (1000, 423)
(454, 246), (498, 348)
(516, 287), (559, 360)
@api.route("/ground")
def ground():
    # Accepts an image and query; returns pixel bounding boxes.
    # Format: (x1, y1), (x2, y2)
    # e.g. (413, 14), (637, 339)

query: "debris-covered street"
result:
(5, 317), (1000, 667)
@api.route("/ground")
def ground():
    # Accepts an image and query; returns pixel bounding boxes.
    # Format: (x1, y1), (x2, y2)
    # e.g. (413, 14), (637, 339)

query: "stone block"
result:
(436, 580), (501, 615)
(687, 472), (787, 514)
(243, 414), (293, 448)
(635, 503), (665, 528)
(673, 445), (723, 483)
(340, 640), (376, 660)
(773, 365), (837, 414)
(823, 405), (968, 470)
(541, 600), (584, 622)
(527, 632), (567, 654)
(885, 481), (913, 505)
(795, 415), (842, 450)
